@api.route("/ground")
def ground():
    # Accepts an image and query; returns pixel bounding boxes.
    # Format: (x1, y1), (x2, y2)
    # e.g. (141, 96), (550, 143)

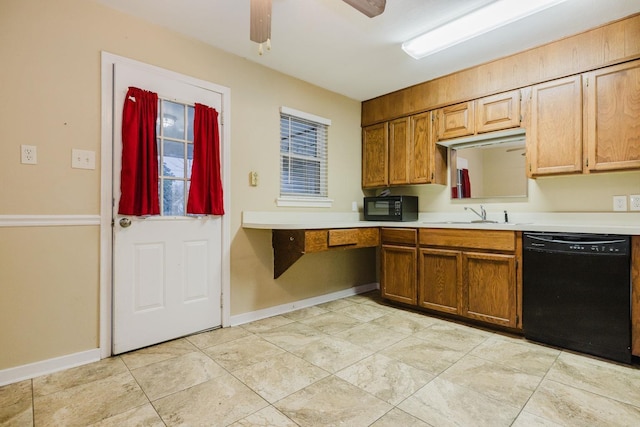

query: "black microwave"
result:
(364, 196), (418, 221)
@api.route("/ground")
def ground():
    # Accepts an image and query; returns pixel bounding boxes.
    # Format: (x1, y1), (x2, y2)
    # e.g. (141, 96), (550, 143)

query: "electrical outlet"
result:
(630, 195), (640, 211)
(613, 195), (627, 211)
(21, 145), (37, 165)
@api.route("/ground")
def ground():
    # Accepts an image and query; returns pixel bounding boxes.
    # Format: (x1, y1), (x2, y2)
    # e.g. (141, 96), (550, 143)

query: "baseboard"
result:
(0, 348), (101, 387)
(230, 282), (380, 326)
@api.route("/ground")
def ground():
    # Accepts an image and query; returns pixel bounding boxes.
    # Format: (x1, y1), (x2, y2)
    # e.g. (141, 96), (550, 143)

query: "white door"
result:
(112, 62), (223, 354)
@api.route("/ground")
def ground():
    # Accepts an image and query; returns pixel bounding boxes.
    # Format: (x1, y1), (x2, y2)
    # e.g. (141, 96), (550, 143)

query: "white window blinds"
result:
(279, 107), (330, 200)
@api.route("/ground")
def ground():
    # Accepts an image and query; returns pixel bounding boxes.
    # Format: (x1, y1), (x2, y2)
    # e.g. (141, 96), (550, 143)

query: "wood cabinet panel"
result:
(389, 117), (411, 185)
(419, 228), (516, 252)
(381, 228), (417, 246)
(305, 230), (329, 252)
(585, 59), (640, 172)
(381, 245), (417, 305)
(463, 251), (517, 327)
(272, 228), (379, 278)
(528, 75), (583, 176)
(362, 110), (446, 188)
(410, 112), (431, 183)
(328, 229), (358, 247)
(362, 123), (388, 188)
(380, 228), (522, 330)
(361, 15), (640, 126)
(476, 90), (521, 134)
(437, 101), (475, 140)
(419, 248), (461, 314)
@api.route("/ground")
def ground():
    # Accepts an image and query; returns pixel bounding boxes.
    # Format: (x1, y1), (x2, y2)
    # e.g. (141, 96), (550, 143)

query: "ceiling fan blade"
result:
(342, 0), (386, 18)
(250, 0), (272, 43)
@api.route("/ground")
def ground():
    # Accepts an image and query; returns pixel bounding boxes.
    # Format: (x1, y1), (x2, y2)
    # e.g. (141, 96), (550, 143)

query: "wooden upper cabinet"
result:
(584, 60), (640, 172)
(528, 75), (583, 177)
(410, 111), (447, 185)
(410, 112), (431, 184)
(362, 122), (388, 188)
(437, 101), (475, 140)
(475, 90), (521, 134)
(389, 117), (411, 185)
(362, 111), (446, 188)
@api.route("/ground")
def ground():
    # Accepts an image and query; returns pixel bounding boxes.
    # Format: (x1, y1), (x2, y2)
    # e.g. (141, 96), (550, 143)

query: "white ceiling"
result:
(95, 0), (640, 101)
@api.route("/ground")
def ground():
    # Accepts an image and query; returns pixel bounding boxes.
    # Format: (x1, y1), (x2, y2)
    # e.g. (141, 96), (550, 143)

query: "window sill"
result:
(276, 197), (333, 208)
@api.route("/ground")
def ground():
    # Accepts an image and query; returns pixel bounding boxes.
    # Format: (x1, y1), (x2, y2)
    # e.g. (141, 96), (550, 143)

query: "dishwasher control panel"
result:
(523, 233), (629, 255)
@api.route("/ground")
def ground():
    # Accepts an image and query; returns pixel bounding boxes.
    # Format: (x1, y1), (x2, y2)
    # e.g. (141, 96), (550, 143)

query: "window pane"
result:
(281, 156), (320, 195)
(163, 140), (185, 178)
(162, 100), (185, 139)
(279, 112), (328, 198)
(162, 179), (185, 216)
(187, 105), (195, 142)
(187, 143), (194, 179)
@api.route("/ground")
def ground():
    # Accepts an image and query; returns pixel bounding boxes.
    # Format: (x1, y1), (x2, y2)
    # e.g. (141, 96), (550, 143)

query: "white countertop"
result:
(242, 211), (640, 235)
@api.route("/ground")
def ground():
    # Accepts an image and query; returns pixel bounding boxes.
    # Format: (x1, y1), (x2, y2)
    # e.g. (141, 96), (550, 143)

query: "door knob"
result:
(119, 218), (132, 228)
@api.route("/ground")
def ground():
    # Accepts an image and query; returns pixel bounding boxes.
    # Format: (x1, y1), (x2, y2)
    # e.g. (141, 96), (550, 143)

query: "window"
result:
(278, 106), (332, 207)
(158, 99), (195, 216)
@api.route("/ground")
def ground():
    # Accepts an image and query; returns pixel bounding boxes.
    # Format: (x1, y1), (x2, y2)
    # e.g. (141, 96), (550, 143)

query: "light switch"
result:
(72, 149), (96, 170)
(249, 171), (258, 186)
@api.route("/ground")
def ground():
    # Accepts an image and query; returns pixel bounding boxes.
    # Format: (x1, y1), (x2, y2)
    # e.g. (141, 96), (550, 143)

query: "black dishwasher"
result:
(523, 232), (631, 364)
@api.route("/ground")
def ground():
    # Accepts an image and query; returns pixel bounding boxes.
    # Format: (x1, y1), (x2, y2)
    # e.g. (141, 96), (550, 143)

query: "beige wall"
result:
(0, 0), (369, 370)
(1, 0), (638, 372)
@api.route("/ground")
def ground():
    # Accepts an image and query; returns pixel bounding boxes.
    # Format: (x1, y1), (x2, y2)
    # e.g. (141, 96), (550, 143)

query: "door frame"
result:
(99, 52), (231, 359)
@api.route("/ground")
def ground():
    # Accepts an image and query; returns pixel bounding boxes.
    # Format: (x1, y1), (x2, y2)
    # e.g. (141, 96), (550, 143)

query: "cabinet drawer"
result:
(419, 228), (515, 252)
(381, 228), (417, 246)
(305, 228), (380, 252)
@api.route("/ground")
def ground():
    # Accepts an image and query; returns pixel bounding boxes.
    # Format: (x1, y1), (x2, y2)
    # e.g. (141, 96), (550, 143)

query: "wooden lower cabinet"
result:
(416, 228), (521, 329)
(380, 228), (417, 305)
(418, 248), (461, 315)
(462, 251), (517, 327)
(381, 245), (417, 305)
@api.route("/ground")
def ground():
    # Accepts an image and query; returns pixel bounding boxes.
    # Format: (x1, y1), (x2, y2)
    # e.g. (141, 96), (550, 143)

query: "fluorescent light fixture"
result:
(402, 0), (569, 59)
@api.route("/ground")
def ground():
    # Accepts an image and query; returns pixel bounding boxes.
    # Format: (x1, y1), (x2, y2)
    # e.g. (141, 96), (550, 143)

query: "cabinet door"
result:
(462, 251), (516, 328)
(437, 101), (475, 140)
(409, 112), (431, 184)
(389, 117), (411, 185)
(419, 248), (461, 315)
(528, 75), (583, 177)
(584, 60), (640, 172)
(476, 90), (521, 133)
(381, 244), (417, 305)
(362, 123), (388, 188)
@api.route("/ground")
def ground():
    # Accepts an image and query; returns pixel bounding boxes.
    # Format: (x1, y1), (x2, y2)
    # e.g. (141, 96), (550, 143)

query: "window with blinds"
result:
(279, 107), (331, 206)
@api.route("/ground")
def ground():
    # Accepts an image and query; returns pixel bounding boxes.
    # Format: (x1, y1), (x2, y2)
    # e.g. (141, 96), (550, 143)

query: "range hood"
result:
(436, 128), (526, 149)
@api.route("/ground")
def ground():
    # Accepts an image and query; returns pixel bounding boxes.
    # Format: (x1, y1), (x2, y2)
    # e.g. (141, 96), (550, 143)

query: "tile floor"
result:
(2, 291), (640, 426)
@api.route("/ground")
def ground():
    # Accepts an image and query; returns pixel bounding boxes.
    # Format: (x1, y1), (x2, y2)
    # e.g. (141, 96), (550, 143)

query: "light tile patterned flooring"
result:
(2, 291), (640, 426)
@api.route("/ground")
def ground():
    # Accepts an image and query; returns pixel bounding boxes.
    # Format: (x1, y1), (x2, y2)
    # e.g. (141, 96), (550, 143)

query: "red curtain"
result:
(118, 87), (160, 216)
(461, 168), (471, 198)
(187, 103), (224, 215)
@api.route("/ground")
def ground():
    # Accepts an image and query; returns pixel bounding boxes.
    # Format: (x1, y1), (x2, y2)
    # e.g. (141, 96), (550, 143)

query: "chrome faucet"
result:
(465, 205), (486, 221)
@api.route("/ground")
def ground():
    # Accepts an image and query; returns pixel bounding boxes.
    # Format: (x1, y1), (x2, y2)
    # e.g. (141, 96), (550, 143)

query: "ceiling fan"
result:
(342, 0), (386, 18)
(250, 0), (385, 54)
